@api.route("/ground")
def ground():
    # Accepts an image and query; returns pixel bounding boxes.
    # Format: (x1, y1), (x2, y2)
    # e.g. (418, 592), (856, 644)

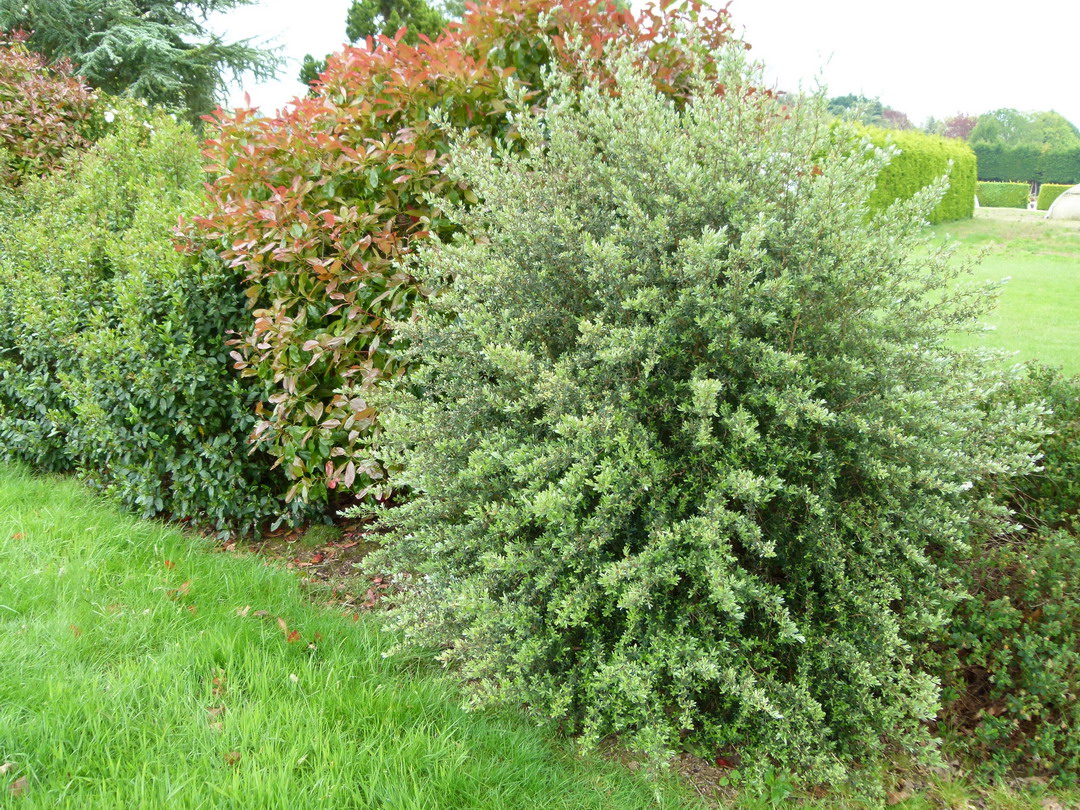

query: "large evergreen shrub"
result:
(361, 50), (1042, 780)
(0, 106), (305, 534)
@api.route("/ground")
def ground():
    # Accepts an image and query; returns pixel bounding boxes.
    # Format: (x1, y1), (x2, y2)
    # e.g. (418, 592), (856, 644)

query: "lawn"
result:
(0, 464), (694, 809)
(930, 208), (1080, 374)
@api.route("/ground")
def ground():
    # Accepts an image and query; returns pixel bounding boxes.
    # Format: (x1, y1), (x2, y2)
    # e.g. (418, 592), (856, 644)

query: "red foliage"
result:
(0, 32), (96, 186)
(943, 113), (977, 141)
(190, 0), (736, 506)
(881, 107), (913, 131)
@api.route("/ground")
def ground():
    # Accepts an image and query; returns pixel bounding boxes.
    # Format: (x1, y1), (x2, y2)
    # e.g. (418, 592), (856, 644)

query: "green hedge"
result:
(1038, 183), (1072, 210)
(977, 181), (1030, 208)
(862, 126), (976, 223)
(974, 143), (1080, 185)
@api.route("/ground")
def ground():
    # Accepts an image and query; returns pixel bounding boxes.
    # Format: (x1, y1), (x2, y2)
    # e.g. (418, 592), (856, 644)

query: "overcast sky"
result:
(210, 0), (1080, 128)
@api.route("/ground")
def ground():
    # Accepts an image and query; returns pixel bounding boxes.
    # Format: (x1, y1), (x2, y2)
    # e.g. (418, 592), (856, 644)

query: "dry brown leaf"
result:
(0, 763), (14, 775)
(8, 776), (28, 797)
(224, 751), (241, 766)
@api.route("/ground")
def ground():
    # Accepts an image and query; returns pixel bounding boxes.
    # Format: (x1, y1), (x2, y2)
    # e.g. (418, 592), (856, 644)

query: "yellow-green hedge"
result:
(1037, 183), (1072, 211)
(977, 181), (1030, 209)
(862, 127), (977, 224)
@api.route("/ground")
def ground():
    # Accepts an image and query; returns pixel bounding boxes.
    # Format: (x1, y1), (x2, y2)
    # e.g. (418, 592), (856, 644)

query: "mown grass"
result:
(0, 464), (695, 809)
(930, 208), (1080, 374)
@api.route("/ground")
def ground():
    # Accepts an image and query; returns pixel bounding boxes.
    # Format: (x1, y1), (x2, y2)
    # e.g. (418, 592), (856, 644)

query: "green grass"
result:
(0, 464), (694, 809)
(929, 208), (1080, 374)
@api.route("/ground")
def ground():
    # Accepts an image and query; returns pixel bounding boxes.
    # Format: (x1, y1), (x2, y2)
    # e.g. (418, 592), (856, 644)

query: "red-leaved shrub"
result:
(190, 0), (736, 506)
(0, 32), (96, 186)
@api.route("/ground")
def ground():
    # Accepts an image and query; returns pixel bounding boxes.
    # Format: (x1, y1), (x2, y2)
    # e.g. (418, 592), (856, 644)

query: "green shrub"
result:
(362, 50), (1043, 781)
(862, 126), (976, 223)
(0, 105), (308, 535)
(937, 367), (1080, 782)
(977, 181), (1030, 208)
(1037, 183), (1072, 211)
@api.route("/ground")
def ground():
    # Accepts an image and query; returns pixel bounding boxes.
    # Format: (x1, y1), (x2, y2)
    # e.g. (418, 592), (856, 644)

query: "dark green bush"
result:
(977, 181), (1029, 208)
(0, 105), (308, 535)
(1037, 183), (1072, 211)
(862, 126), (976, 224)
(937, 367), (1080, 782)
(362, 51), (1042, 781)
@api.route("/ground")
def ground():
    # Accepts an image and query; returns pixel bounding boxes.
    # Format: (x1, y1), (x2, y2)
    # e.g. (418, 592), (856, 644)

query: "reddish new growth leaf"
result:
(187, 0), (736, 508)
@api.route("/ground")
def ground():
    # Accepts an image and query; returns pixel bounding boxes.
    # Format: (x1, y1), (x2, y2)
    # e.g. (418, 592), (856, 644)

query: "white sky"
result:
(210, 0), (1080, 128)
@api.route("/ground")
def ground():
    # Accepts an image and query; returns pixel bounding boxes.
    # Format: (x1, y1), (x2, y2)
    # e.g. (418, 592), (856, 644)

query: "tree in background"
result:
(346, 0), (447, 42)
(970, 108), (1080, 151)
(942, 113), (977, 140)
(881, 107), (912, 130)
(970, 108), (1034, 146)
(1029, 110), (1080, 150)
(300, 0), (454, 88)
(827, 93), (884, 126)
(0, 0), (279, 121)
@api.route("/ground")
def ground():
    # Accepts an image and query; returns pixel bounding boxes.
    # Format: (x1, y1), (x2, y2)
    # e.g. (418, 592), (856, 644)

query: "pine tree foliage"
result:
(0, 0), (279, 120)
(360, 47), (1044, 779)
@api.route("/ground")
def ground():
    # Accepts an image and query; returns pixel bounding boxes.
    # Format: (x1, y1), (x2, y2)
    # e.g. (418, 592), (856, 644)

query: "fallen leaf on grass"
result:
(235, 605), (251, 617)
(277, 617), (289, 634)
(9, 776), (28, 797)
(163, 560), (175, 570)
(286, 630), (301, 643)
(10, 533), (24, 540)
(289, 673), (298, 684)
(0, 763), (14, 775)
(224, 751), (241, 766)
(69, 624), (82, 638)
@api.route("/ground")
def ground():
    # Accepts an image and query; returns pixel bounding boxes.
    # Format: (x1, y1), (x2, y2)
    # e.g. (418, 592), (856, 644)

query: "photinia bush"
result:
(189, 0), (736, 507)
(0, 31), (96, 187)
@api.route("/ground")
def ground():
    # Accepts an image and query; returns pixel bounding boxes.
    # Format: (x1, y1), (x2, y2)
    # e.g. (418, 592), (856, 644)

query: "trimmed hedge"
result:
(974, 142), (1080, 185)
(862, 126), (976, 224)
(1037, 183), (1072, 211)
(977, 181), (1029, 209)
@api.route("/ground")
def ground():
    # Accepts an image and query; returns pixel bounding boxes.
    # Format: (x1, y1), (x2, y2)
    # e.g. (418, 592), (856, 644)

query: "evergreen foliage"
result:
(360, 49), (1042, 779)
(0, 0), (280, 121)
